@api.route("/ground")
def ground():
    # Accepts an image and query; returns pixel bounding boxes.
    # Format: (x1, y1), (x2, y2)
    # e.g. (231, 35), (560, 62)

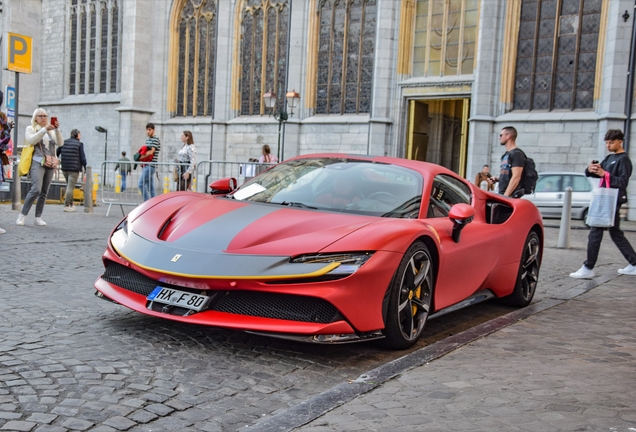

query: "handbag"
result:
(18, 145), (34, 176)
(586, 172), (618, 227)
(39, 141), (59, 169)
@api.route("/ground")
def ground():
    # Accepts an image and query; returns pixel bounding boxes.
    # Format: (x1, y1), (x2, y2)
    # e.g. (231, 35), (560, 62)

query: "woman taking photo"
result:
(176, 130), (196, 191)
(16, 108), (63, 226)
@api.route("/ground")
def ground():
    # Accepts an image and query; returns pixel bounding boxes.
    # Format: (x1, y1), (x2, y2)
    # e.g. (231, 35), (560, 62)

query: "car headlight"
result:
(111, 218), (129, 249)
(291, 252), (373, 276)
(115, 218), (129, 236)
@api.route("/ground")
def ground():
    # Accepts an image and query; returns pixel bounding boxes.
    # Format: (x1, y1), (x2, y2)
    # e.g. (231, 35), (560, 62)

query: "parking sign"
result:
(4, 32), (33, 74)
(5, 86), (15, 117)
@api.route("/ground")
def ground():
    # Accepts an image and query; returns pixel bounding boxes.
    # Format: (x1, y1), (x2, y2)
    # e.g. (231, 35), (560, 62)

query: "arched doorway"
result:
(406, 98), (470, 177)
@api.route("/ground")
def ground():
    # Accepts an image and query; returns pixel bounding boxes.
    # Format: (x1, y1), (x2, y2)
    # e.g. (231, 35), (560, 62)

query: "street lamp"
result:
(263, 89), (300, 161)
(95, 126), (107, 186)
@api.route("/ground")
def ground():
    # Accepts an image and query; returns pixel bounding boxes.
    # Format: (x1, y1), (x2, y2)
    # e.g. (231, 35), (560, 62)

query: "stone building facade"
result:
(1, 0), (635, 218)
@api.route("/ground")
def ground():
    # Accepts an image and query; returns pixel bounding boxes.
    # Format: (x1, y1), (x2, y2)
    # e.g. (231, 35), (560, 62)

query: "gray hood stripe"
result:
(174, 203), (281, 250)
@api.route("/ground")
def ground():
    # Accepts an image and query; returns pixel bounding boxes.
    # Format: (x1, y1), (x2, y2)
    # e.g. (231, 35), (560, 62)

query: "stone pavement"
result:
(274, 222), (636, 432)
(1, 202), (636, 432)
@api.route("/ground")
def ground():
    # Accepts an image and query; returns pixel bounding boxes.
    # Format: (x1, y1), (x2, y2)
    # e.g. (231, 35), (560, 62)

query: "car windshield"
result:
(231, 158), (423, 218)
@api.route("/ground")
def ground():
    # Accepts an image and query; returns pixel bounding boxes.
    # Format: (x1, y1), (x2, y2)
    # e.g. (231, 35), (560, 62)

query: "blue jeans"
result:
(138, 165), (156, 201)
(121, 172), (127, 191)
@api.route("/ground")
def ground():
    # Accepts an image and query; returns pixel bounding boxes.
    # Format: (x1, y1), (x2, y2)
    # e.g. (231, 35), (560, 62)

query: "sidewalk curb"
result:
(244, 273), (620, 432)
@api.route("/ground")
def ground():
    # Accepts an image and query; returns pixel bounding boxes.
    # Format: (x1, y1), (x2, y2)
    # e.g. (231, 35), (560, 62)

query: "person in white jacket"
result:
(16, 108), (63, 226)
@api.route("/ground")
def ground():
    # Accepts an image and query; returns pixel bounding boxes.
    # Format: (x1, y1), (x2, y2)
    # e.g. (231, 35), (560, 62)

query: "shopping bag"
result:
(586, 187), (618, 227)
(18, 145), (34, 176)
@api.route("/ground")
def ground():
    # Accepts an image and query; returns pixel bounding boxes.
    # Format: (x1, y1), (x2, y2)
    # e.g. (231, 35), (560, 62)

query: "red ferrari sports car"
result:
(95, 154), (543, 349)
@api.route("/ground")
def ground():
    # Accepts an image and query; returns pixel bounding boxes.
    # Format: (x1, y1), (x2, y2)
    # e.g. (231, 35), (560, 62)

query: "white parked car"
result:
(522, 172), (600, 221)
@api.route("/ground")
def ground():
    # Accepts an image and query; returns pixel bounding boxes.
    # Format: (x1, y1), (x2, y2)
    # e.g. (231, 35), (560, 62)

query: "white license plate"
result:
(147, 287), (209, 312)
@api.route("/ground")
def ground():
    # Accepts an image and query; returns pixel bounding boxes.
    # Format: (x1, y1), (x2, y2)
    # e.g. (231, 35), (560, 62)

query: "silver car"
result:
(522, 172), (600, 220)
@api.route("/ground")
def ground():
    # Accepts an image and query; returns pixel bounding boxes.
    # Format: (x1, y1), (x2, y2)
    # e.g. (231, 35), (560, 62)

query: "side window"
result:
(569, 175), (592, 192)
(535, 175), (561, 193)
(428, 174), (471, 218)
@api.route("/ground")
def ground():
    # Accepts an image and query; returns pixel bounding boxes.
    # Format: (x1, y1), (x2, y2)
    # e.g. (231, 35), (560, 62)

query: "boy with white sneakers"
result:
(570, 129), (636, 279)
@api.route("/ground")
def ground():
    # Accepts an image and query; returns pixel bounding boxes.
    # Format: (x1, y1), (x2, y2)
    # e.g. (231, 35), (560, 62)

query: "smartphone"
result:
(592, 160), (599, 164)
(50, 117), (58, 127)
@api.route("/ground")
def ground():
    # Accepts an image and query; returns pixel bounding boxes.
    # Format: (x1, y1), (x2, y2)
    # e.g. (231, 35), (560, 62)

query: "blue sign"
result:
(6, 86), (16, 110)
(7, 109), (14, 117)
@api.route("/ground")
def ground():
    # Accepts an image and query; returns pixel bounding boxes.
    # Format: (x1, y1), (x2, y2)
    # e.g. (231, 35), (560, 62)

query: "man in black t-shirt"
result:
(489, 126), (526, 198)
(570, 129), (636, 278)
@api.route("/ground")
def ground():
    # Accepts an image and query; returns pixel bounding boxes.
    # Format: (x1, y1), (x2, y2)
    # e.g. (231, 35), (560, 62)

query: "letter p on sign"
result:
(5, 32), (33, 74)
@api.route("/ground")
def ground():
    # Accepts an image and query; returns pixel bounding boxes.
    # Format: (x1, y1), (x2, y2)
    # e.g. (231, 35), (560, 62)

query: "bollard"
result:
(115, 173), (121, 193)
(84, 166), (94, 213)
(192, 176), (197, 192)
(11, 160), (21, 211)
(163, 175), (169, 194)
(92, 173), (99, 204)
(557, 187), (572, 249)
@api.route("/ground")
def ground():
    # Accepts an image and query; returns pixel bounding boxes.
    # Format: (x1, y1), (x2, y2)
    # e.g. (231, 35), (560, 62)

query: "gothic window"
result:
(239, 0), (290, 116)
(513, 0), (602, 111)
(175, 0), (218, 117)
(413, 0), (478, 77)
(68, 0), (122, 95)
(316, 0), (377, 115)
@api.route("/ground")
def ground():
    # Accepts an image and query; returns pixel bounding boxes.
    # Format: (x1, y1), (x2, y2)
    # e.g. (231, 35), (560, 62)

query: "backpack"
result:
(512, 148), (538, 195)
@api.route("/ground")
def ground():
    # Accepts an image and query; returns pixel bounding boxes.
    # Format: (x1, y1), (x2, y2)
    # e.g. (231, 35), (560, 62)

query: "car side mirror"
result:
(209, 177), (237, 195)
(448, 203), (475, 243)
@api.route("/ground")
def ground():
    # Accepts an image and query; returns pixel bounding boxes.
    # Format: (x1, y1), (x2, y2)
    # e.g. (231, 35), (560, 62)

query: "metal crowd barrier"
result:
(194, 160), (276, 192)
(99, 160), (276, 216)
(100, 160), (192, 216)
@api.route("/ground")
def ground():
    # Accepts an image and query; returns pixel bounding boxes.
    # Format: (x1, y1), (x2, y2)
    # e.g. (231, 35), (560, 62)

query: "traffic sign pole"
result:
(11, 72), (21, 211)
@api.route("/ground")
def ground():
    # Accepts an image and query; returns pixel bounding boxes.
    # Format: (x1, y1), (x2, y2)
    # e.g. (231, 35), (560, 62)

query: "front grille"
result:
(102, 261), (157, 296)
(214, 291), (342, 324)
(101, 261), (343, 324)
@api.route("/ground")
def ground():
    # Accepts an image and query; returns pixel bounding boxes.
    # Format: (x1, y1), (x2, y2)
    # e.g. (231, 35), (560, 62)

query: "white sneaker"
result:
(618, 264), (636, 276)
(569, 265), (595, 279)
(0, 227), (6, 234)
(34, 217), (47, 226)
(64, 205), (76, 213)
(16, 214), (25, 226)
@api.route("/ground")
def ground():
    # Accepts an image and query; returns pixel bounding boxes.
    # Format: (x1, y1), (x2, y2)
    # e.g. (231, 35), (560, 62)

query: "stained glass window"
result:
(413, 0), (478, 77)
(316, 0), (377, 115)
(513, 0), (602, 111)
(100, 1), (108, 93)
(68, 0), (122, 95)
(110, 2), (119, 93)
(175, 0), (218, 117)
(79, 8), (86, 94)
(89, 5), (96, 94)
(239, 0), (290, 116)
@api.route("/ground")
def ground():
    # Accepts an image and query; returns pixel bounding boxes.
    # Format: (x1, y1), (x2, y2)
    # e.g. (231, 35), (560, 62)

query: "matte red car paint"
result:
(96, 154), (544, 343)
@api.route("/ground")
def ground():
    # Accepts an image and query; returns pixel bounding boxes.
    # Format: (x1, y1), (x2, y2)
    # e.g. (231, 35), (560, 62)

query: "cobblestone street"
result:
(1, 203), (635, 431)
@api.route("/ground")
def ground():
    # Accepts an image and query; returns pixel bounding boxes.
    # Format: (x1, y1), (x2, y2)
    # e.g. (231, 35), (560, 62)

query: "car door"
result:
(426, 174), (504, 310)
(530, 174), (563, 218)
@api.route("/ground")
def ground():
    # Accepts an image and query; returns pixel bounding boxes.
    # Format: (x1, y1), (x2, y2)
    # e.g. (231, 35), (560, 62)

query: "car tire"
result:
(499, 231), (541, 307)
(382, 241), (434, 350)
